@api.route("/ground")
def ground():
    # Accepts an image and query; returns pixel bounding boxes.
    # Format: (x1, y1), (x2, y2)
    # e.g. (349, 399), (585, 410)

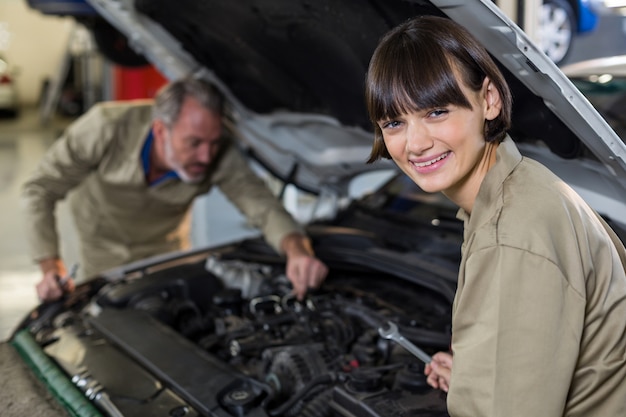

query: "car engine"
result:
(20, 245), (453, 417)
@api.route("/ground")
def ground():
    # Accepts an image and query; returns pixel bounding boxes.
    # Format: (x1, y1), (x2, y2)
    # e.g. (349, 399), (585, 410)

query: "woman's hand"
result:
(425, 351), (453, 392)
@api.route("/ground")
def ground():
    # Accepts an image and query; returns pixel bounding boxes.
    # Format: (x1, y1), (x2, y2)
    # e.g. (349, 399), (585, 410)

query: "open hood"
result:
(86, 0), (626, 197)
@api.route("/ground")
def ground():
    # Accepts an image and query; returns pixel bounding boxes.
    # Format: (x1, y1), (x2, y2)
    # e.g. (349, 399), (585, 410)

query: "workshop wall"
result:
(0, 0), (73, 105)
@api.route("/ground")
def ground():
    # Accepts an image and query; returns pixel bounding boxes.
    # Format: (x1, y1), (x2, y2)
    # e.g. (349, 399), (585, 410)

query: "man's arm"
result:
(212, 143), (328, 298)
(22, 104), (113, 301)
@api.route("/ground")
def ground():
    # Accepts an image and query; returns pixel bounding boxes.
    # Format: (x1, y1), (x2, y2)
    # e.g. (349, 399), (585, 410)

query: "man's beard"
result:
(163, 135), (204, 184)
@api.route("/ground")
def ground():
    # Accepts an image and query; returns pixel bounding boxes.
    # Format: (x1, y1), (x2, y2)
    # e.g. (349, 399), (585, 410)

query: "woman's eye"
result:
(381, 120), (401, 129)
(428, 109), (448, 118)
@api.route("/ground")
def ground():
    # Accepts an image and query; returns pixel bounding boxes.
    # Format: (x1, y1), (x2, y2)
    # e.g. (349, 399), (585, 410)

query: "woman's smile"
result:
(410, 151), (451, 172)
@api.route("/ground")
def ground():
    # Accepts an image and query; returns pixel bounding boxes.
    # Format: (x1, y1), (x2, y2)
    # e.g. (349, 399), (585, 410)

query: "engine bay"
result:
(23, 248), (452, 417)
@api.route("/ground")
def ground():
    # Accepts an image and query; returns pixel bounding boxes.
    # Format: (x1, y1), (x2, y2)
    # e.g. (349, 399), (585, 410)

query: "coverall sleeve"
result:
(211, 143), (304, 253)
(447, 245), (585, 417)
(21, 105), (115, 262)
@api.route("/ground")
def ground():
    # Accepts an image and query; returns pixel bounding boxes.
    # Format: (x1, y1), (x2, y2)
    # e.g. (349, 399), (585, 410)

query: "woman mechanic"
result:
(364, 15), (626, 417)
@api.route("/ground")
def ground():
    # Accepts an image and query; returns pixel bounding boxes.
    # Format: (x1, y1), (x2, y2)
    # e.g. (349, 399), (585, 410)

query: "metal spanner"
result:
(378, 321), (432, 364)
(57, 263), (79, 288)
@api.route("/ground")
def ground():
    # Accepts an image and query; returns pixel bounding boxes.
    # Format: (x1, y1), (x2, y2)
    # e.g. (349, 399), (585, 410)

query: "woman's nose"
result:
(406, 122), (432, 154)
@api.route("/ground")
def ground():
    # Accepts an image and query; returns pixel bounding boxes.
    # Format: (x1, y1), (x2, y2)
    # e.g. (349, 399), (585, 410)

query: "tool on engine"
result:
(56, 262), (79, 288)
(378, 321), (432, 364)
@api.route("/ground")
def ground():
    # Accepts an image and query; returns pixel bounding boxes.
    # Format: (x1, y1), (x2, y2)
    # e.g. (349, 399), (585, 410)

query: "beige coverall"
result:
(449, 137), (626, 416)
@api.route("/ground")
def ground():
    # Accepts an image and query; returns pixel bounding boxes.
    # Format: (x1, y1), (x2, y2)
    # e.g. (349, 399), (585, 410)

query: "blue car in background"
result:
(540, 0), (600, 64)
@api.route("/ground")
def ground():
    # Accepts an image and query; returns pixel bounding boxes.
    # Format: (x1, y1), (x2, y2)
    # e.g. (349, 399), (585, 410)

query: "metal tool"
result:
(378, 321), (432, 364)
(57, 263), (79, 287)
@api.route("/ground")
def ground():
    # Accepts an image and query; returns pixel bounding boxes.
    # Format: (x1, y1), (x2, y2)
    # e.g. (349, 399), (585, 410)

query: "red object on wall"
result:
(113, 65), (168, 100)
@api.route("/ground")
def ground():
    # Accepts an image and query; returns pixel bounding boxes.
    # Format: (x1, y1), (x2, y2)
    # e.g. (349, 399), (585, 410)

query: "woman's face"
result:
(377, 77), (502, 210)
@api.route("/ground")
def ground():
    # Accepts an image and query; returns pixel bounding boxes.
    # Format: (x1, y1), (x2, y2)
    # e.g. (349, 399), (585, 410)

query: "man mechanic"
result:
(22, 76), (328, 302)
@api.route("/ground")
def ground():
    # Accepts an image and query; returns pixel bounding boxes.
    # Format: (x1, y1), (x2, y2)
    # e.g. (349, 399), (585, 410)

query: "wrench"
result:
(378, 321), (432, 364)
(56, 263), (79, 288)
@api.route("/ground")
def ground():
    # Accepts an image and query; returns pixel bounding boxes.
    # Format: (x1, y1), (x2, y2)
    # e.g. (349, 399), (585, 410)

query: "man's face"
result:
(156, 97), (223, 184)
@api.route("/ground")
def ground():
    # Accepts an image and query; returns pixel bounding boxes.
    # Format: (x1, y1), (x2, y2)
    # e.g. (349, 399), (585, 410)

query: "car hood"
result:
(87, 0), (626, 197)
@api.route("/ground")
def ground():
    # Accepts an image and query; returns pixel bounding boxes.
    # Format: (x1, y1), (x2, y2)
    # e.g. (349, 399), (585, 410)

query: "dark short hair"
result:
(153, 76), (224, 128)
(365, 15), (513, 163)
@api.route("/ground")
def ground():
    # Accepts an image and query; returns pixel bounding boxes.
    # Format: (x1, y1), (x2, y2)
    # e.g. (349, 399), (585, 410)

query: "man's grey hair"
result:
(153, 77), (224, 128)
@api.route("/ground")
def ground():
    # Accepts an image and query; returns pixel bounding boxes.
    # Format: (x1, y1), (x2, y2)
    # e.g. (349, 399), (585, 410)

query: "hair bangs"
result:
(367, 39), (471, 124)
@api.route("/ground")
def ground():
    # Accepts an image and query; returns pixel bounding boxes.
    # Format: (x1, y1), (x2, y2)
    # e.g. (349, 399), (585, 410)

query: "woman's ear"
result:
(483, 77), (502, 121)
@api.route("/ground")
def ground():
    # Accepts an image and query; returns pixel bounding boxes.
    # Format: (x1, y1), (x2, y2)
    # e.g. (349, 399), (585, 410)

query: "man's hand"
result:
(281, 233), (328, 300)
(36, 258), (75, 302)
(425, 351), (453, 392)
